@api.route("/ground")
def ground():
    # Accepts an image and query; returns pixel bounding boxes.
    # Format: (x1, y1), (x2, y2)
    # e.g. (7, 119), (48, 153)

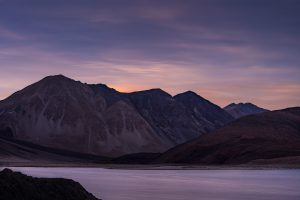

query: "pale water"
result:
(5, 167), (300, 200)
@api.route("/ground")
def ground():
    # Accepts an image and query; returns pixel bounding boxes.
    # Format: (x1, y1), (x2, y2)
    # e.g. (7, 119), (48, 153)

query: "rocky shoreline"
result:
(0, 168), (100, 200)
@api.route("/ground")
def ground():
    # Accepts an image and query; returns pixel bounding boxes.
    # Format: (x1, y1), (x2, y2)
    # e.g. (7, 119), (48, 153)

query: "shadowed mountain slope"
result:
(175, 91), (234, 132)
(127, 90), (234, 144)
(157, 107), (300, 165)
(127, 89), (200, 144)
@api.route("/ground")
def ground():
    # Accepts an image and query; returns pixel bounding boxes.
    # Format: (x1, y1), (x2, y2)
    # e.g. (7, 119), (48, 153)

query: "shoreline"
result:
(1, 162), (300, 170)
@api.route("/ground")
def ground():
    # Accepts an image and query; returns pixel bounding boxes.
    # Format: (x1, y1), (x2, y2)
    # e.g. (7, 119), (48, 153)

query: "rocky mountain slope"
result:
(0, 75), (233, 156)
(157, 107), (300, 165)
(0, 168), (100, 200)
(174, 91), (233, 133)
(224, 102), (268, 119)
(127, 90), (233, 144)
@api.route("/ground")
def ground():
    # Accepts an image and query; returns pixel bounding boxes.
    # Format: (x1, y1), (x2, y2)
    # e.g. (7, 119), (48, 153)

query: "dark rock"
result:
(0, 168), (100, 200)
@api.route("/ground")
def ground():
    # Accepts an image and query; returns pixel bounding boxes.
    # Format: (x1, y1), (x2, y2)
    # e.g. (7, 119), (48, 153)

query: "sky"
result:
(0, 0), (299, 110)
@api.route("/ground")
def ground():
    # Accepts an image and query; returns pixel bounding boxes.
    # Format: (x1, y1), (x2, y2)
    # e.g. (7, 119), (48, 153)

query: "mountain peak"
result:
(225, 102), (264, 109)
(225, 103), (237, 108)
(174, 91), (207, 102)
(224, 102), (268, 119)
(40, 74), (76, 83)
(130, 88), (171, 97)
(239, 102), (254, 106)
(144, 88), (166, 93)
(243, 102), (257, 106)
(89, 83), (115, 92)
(178, 90), (198, 96)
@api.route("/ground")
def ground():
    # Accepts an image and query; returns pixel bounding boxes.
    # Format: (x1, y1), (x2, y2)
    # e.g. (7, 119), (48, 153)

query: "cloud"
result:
(0, 0), (299, 110)
(0, 25), (24, 40)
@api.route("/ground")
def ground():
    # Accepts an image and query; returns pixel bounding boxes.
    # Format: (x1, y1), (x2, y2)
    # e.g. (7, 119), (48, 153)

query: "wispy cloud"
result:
(0, 25), (24, 40)
(0, 0), (299, 109)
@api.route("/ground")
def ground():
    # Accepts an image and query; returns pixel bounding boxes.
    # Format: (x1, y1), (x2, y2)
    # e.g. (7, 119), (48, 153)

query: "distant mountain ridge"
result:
(224, 102), (269, 119)
(0, 75), (233, 156)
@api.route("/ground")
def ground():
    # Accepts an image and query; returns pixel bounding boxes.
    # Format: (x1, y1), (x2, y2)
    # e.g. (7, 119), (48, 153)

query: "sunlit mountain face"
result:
(0, 0), (299, 110)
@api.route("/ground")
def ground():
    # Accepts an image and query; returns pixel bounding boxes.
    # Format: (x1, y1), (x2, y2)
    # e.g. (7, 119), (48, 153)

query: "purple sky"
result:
(0, 0), (300, 109)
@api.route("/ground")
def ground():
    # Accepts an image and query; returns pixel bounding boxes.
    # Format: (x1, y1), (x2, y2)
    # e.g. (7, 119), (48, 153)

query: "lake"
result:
(4, 167), (300, 200)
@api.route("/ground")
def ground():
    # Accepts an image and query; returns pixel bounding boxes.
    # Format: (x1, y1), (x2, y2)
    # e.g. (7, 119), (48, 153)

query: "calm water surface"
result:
(5, 167), (300, 200)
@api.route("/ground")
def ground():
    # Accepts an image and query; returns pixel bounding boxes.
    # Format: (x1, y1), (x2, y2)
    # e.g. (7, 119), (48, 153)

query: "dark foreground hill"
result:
(0, 168), (100, 200)
(157, 107), (300, 165)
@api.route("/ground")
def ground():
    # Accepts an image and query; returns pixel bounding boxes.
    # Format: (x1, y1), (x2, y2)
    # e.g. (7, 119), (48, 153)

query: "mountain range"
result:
(1, 75), (299, 166)
(0, 75), (233, 157)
